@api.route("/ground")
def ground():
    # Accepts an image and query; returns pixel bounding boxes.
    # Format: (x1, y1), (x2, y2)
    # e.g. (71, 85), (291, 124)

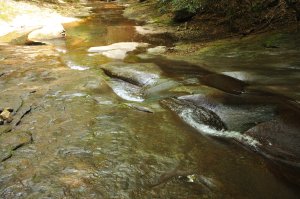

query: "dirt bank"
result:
(122, 0), (299, 43)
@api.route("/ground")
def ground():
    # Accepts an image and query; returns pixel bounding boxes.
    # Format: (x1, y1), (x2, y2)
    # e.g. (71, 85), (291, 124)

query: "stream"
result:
(0, 1), (300, 198)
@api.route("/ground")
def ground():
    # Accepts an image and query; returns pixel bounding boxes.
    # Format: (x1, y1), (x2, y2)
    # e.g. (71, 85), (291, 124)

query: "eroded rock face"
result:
(245, 108), (300, 166)
(244, 107), (300, 186)
(101, 62), (162, 87)
(88, 42), (149, 59)
(200, 74), (247, 95)
(27, 24), (66, 43)
(178, 93), (276, 132)
(161, 97), (227, 131)
(100, 62), (164, 101)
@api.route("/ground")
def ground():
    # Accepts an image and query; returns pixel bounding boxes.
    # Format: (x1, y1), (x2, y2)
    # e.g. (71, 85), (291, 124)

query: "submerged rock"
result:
(88, 42), (149, 59)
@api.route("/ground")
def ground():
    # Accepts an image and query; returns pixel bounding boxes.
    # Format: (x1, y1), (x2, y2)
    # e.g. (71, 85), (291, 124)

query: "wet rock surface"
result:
(178, 93), (277, 132)
(245, 107), (300, 166)
(161, 97), (227, 131)
(101, 62), (162, 87)
(0, 1), (300, 198)
(0, 131), (32, 162)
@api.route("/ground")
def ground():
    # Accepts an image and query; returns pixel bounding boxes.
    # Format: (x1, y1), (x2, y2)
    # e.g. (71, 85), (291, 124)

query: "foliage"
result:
(159, 0), (208, 13)
(15, 0), (80, 3)
(157, 0), (299, 31)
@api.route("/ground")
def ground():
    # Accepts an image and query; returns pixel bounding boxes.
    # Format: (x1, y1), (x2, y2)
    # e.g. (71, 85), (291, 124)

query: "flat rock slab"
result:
(88, 42), (149, 59)
(0, 131), (32, 162)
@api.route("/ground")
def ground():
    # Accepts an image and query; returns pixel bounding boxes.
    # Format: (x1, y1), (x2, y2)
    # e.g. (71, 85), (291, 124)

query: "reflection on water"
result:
(0, 1), (299, 199)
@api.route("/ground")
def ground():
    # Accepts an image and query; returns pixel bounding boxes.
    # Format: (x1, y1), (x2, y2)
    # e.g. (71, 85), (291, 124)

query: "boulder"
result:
(173, 8), (196, 23)
(27, 23), (66, 43)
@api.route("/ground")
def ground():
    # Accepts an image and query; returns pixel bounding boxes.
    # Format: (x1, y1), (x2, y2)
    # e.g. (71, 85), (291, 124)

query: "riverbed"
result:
(0, 1), (299, 198)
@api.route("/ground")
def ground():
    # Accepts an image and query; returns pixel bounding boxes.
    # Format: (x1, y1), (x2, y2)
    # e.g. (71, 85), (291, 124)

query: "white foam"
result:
(179, 108), (261, 147)
(61, 93), (86, 98)
(67, 61), (89, 71)
(112, 86), (144, 102)
(88, 42), (149, 60)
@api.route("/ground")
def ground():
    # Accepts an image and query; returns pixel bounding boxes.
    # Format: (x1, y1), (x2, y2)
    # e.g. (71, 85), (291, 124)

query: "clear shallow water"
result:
(0, 1), (299, 198)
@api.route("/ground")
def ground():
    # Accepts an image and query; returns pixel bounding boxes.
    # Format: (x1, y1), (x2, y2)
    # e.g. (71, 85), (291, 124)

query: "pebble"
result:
(0, 109), (13, 123)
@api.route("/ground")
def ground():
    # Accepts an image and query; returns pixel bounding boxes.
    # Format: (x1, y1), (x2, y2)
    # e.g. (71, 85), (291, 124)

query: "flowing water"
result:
(0, 1), (300, 198)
